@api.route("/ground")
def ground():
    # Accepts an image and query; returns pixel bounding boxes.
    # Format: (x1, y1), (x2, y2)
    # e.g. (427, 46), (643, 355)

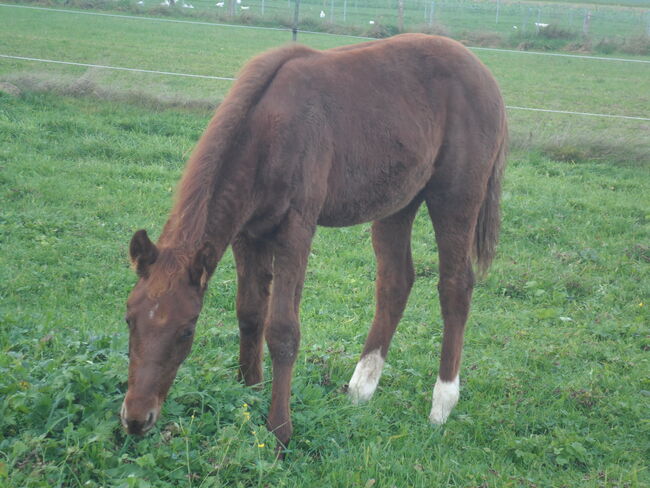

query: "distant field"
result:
(1, 3), (649, 487)
(547, 0), (649, 6)
(1, 0), (649, 47)
(2, 2), (649, 163)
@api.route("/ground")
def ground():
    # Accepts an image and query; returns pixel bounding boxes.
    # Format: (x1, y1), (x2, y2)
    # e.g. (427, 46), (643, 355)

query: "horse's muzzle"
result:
(121, 399), (159, 435)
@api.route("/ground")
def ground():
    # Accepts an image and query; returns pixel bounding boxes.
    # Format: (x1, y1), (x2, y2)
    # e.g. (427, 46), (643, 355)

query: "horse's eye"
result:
(180, 328), (194, 340)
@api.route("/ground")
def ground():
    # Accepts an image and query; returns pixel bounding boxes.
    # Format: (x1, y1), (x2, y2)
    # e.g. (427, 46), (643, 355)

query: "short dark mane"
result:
(159, 44), (317, 253)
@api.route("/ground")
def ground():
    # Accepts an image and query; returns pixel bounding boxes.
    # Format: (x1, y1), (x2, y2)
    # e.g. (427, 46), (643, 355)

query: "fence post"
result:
(398, 0), (404, 32)
(343, 0), (347, 22)
(429, 0), (434, 26)
(583, 10), (591, 36)
(495, 0), (500, 24)
(522, 7), (529, 33)
(292, 0), (301, 41)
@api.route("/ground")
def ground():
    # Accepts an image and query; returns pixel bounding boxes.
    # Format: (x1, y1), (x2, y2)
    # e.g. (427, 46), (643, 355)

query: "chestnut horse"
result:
(121, 34), (507, 452)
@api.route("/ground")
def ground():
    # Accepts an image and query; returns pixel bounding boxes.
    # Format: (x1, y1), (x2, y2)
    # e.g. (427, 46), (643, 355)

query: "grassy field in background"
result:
(1, 3), (649, 164)
(549, 0), (648, 6)
(1, 4), (649, 487)
(1, 0), (649, 53)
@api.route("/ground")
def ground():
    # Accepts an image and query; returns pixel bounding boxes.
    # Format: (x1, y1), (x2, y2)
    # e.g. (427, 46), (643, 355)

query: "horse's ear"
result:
(129, 229), (159, 278)
(189, 242), (218, 289)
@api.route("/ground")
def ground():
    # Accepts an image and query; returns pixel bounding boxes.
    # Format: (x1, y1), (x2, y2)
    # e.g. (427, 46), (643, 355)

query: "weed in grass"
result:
(595, 34), (650, 56)
(4, 72), (219, 112)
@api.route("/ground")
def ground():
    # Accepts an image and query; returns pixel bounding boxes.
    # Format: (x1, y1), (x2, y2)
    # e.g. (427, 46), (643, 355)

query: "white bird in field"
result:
(241, 5), (250, 9)
(320, 10), (325, 18)
(183, 2), (194, 7)
(236, 0), (241, 4)
(160, 0), (169, 5)
(513, 25), (518, 29)
(369, 20), (375, 24)
(137, 0), (144, 4)
(535, 22), (549, 28)
(216, 1), (224, 5)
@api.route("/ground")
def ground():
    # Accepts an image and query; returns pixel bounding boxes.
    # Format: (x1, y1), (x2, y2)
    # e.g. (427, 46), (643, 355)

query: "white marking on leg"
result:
(348, 349), (384, 405)
(429, 375), (459, 425)
(120, 400), (128, 429)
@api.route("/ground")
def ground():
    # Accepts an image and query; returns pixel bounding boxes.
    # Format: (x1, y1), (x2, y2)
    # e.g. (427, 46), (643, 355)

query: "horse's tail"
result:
(165, 44), (316, 248)
(474, 121), (508, 277)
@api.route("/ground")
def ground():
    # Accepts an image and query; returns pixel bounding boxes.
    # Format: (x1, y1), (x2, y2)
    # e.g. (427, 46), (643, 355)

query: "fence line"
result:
(2, 53), (649, 122)
(505, 106), (650, 122)
(2, 3), (649, 64)
(0, 54), (236, 81)
(470, 47), (650, 65)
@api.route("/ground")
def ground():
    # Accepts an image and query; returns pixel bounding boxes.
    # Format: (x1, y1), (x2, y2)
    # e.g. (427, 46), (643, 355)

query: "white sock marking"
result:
(429, 375), (459, 425)
(348, 349), (384, 405)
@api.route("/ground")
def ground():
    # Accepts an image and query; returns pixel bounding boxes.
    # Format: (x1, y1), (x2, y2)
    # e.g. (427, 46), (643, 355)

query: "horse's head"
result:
(120, 230), (217, 435)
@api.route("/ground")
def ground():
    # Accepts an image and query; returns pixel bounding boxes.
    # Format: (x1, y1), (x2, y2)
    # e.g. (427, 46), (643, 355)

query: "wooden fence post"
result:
(583, 10), (592, 36)
(292, 0), (301, 41)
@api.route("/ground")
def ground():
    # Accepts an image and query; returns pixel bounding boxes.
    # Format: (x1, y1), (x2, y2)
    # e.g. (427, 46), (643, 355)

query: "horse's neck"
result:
(158, 161), (254, 260)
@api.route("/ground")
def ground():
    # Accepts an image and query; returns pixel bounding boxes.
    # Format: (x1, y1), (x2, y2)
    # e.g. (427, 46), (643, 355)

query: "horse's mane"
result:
(159, 43), (316, 252)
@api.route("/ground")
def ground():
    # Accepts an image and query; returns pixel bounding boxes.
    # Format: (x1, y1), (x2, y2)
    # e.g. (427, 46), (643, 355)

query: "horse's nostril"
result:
(143, 410), (156, 430)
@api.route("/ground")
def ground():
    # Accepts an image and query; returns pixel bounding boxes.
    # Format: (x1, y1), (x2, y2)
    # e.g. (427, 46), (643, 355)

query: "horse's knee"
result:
(437, 266), (474, 295)
(237, 309), (265, 337)
(266, 321), (300, 365)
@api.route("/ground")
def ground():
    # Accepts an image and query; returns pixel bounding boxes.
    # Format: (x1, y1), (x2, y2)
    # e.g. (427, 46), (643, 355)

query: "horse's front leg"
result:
(232, 234), (273, 386)
(265, 210), (315, 453)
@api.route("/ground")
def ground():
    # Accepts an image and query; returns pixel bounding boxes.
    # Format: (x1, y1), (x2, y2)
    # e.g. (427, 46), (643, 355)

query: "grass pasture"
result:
(4, 0), (649, 50)
(1, 5), (650, 488)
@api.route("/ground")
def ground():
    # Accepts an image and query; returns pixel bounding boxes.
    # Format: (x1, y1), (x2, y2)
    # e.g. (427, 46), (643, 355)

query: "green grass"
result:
(1, 89), (649, 488)
(1, 6), (649, 487)
(548, 0), (649, 6)
(2, 0), (649, 55)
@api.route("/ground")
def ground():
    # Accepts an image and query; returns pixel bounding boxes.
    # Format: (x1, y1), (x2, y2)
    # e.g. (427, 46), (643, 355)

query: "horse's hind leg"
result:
(232, 234), (273, 386)
(348, 198), (421, 404)
(425, 191), (481, 424)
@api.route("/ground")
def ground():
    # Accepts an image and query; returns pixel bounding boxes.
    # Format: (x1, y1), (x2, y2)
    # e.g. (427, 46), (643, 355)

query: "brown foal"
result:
(120, 34), (507, 452)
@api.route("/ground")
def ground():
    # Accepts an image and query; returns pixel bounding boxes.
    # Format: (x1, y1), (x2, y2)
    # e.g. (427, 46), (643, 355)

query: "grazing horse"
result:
(121, 34), (507, 452)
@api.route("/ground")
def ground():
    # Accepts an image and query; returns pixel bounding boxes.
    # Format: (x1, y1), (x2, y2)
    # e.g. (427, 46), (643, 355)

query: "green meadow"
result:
(2, 0), (648, 48)
(1, 4), (649, 487)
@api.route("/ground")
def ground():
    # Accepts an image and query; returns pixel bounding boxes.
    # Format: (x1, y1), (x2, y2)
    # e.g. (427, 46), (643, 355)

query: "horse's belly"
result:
(317, 158), (433, 227)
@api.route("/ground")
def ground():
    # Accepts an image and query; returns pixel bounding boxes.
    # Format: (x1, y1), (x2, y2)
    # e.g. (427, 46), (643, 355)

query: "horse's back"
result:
(249, 34), (505, 228)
